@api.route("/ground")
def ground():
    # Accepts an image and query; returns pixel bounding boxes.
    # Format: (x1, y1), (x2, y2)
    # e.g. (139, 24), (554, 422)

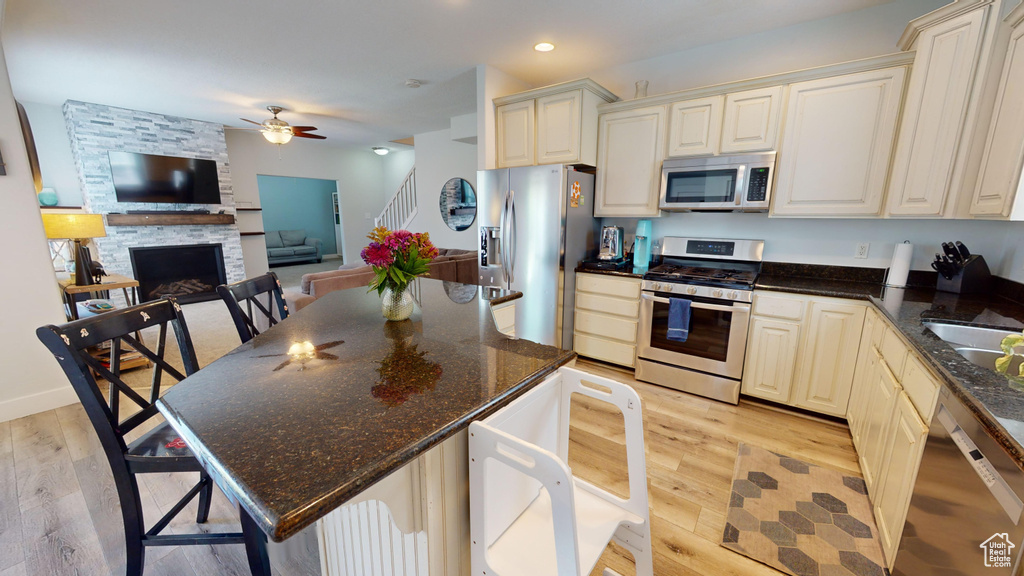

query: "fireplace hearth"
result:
(130, 244), (227, 303)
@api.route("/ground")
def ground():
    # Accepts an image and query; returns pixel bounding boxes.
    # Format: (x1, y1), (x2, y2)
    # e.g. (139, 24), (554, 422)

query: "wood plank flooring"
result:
(0, 355), (857, 575)
(569, 359), (860, 576)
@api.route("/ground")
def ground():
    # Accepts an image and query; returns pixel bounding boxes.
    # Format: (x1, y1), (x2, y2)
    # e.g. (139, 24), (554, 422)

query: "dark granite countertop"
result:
(753, 266), (1024, 470)
(574, 265), (645, 279)
(157, 279), (574, 542)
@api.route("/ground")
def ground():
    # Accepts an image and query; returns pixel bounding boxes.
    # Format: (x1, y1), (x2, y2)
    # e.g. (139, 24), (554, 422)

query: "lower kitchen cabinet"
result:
(873, 391), (929, 568)
(742, 317), (801, 403)
(847, 307), (941, 569)
(573, 272), (642, 367)
(742, 292), (865, 417)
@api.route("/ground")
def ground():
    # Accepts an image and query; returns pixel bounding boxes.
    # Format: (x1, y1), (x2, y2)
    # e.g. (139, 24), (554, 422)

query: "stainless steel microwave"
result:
(660, 152), (776, 212)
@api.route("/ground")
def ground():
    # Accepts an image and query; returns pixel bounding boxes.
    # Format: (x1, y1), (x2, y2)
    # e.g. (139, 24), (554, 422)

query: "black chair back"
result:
(36, 297), (198, 461)
(216, 271), (289, 344)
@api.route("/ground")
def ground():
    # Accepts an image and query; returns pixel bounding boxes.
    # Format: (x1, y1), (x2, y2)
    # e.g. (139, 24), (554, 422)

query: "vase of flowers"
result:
(361, 226), (438, 321)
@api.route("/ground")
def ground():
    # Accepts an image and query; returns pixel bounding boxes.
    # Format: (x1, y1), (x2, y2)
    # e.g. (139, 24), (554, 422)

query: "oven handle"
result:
(641, 293), (748, 313)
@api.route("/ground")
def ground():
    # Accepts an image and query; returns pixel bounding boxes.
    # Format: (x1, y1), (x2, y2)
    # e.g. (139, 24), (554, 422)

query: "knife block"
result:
(936, 254), (992, 294)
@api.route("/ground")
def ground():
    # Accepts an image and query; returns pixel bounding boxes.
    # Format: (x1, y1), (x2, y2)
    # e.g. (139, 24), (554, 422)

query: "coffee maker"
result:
(599, 226), (624, 261)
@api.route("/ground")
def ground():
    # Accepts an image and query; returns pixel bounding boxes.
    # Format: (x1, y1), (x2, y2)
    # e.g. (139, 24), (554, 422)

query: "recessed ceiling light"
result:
(534, 42), (555, 52)
(372, 147), (390, 156)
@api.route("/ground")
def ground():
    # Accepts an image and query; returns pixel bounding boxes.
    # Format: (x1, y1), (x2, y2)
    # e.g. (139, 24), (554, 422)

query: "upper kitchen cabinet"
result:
(971, 3), (1024, 218)
(666, 96), (724, 157)
(720, 86), (784, 153)
(595, 106), (667, 217)
(494, 79), (618, 169)
(772, 67), (907, 217)
(886, 0), (1002, 218)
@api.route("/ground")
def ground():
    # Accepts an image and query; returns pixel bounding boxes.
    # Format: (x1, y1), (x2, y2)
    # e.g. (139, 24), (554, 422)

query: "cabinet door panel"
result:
(573, 333), (636, 367)
(720, 86), (782, 153)
(847, 309), (879, 444)
(742, 317), (801, 403)
(573, 310), (638, 344)
(667, 96), (724, 157)
(860, 354), (900, 494)
(873, 392), (928, 568)
(575, 292), (640, 319)
(576, 273), (642, 299)
(536, 90), (581, 165)
(793, 300), (866, 416)
(972, 19), (1024, 216)
(887, 9), (986, 216)
(595, 106), (666, 217)
(496, 100), (535, 168)
(772, 68), (905, 216)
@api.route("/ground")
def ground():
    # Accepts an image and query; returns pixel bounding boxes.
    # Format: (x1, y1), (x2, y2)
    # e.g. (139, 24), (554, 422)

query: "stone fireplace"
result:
(130, 244), (227, 303)
(63, 100), (245, 305)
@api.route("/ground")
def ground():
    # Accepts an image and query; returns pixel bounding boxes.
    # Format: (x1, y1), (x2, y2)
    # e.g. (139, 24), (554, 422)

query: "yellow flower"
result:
(366, 225), (391, 244)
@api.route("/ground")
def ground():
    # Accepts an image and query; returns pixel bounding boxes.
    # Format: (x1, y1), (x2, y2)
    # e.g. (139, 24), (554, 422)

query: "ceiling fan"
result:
(238, 106), (325, 144)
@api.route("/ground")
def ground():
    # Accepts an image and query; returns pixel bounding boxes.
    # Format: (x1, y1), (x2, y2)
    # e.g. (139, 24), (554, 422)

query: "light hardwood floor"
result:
(0, 356), (858, 576)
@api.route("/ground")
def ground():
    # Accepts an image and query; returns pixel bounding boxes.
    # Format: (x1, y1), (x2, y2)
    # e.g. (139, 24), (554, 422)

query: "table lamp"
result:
(41, 213), (107, 286)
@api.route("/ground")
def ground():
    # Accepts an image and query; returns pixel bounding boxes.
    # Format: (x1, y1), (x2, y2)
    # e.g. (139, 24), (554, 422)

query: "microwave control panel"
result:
(746, 167), (770, 202)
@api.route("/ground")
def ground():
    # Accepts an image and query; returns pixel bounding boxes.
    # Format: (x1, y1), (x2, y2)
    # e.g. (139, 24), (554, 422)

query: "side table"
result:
(58, 273), (150, 372)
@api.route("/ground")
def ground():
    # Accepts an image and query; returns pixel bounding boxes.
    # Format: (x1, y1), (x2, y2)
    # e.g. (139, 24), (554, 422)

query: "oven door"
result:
(637, 292), (750, 379)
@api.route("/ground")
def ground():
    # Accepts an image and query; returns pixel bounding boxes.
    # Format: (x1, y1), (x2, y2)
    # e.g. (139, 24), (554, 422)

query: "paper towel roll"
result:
(887, 241), (913, 287)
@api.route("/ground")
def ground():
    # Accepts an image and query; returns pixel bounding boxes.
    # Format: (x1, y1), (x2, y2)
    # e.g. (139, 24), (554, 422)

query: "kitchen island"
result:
(156, 278), (575, 574)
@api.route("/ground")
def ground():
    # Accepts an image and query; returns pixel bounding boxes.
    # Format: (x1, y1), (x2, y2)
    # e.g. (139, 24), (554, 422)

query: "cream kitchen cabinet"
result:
(772, 67), (906, 217)
(971, 4), (1024, 218)
(573, 272), (642, 367)
(847, 308), (942, 569)
(494, 79), (617, 169)
(873, 391), (929, 568)
(742, 317), (801, 404)
(594, 105), (666, 217)
(666, 95), (724, 157)
(886, 1), (997, 217)
(720, 86), (783, 153)
(496, 100), (535, 168)
(742, 292), (865, 417)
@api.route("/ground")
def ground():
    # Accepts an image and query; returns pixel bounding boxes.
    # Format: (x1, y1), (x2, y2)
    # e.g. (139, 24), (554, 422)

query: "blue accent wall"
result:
(257, 175), (338, 255)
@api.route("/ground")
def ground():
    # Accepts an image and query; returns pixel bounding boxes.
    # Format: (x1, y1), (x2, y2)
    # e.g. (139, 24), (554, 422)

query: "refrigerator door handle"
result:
(507, 188), (517, 284)
(499, 189), (510, 283)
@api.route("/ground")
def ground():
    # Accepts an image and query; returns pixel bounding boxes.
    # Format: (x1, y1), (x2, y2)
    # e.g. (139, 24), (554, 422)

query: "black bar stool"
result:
(216, 272), (290, 344)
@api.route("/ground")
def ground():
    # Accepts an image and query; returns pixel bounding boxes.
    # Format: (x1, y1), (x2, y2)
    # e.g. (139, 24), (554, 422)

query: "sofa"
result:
(285, 248), (478, 311)
(266, 230), (322, 266)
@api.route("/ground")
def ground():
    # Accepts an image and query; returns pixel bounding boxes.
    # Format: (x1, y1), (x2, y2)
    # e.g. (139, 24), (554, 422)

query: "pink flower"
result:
(361, 242), (394, 267)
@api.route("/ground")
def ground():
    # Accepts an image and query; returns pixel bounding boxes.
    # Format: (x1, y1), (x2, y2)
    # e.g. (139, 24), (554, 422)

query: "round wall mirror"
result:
(439, 177), (476, 231)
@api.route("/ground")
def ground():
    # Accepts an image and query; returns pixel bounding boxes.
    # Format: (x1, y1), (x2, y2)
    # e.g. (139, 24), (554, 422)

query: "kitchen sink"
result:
(953, 347), (1022, 375)
(923, 321), (1020, 373)
(922, 321), (1017, 350)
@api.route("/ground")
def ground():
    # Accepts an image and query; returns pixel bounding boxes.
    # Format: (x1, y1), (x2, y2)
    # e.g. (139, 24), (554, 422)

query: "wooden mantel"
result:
(106, 213), (236, 227)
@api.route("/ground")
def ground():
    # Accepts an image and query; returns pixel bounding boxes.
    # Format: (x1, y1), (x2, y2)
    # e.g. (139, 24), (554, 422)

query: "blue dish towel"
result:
(666, 298), (691, 343)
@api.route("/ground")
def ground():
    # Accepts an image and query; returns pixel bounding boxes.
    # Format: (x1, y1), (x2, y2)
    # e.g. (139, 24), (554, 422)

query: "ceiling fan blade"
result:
(292, 132), (326, 140)
(290, 126), (318, 132)
(240, 118), (265, 127)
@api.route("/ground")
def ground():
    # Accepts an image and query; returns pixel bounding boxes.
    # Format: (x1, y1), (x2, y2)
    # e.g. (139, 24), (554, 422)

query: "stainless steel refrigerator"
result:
(477, 165), (598, 349)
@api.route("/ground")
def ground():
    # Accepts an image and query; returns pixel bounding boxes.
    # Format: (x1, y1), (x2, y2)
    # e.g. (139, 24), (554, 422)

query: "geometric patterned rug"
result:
(721, 443), (890, 576)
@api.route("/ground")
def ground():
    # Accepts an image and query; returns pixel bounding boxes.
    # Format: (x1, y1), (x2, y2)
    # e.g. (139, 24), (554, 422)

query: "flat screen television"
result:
(108, 151), (221, 204)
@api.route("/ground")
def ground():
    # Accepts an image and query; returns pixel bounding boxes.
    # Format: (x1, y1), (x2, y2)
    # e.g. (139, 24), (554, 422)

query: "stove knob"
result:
(712, 289), (724, 298)
(686, 286), (697, 295)
(651, 282), (661, 291)
(730, 290), (739, 300)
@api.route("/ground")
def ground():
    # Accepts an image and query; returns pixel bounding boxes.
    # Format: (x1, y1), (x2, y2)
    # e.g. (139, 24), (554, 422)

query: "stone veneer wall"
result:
(63, 100), (245, 290)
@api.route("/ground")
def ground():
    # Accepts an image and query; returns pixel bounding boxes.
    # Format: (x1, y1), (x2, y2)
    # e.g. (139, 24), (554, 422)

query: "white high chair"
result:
(469, 366), (653, 576)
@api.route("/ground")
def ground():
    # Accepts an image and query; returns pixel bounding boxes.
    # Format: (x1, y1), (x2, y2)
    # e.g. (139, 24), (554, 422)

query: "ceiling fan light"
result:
(262, 127), (293, 145)
(372, 147), (390, 156)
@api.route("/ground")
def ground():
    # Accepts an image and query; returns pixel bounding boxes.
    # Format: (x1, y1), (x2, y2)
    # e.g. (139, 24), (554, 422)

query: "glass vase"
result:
(381, 285), (414, 321)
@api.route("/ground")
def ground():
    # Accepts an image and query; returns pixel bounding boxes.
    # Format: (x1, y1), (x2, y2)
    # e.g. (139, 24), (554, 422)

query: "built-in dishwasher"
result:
(894, 385), (1024, 575)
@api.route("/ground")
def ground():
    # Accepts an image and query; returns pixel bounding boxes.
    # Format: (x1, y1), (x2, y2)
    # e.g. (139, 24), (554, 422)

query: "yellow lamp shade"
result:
(41, 213), (107, 240)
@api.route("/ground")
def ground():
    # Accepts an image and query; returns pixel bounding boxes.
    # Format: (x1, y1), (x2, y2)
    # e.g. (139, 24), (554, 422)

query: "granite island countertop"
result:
(755, 270), (1024, 471)
(157, 279), (575, 542)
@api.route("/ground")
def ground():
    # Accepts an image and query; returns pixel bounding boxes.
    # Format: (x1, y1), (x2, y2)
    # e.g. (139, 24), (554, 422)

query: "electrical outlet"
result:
(855, 243), (870, 259)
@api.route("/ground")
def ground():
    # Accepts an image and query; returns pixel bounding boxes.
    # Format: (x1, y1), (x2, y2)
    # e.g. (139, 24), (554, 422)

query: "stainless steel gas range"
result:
(636, 237), (764, 404)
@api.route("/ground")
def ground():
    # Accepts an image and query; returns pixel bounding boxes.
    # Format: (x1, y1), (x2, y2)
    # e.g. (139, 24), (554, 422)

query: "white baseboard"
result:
(0, 385), (79, 423)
